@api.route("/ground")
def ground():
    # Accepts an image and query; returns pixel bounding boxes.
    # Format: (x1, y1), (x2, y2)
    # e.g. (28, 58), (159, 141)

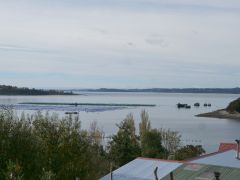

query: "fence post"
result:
(154, 167), (158, 180)
(110, 163), (113, 180)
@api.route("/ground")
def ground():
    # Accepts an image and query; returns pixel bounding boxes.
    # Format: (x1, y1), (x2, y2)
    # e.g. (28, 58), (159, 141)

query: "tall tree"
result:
(159, 128), (181, 155)
(108, 114), (141, 167)
(141, 129), (167, 158)
(139, 110), (151, 144)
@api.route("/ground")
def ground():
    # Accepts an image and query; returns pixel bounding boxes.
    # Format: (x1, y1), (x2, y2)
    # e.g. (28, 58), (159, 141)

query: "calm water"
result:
(0, 92), (239, 152)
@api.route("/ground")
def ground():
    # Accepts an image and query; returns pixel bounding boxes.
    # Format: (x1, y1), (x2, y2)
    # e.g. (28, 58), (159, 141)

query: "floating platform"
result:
(19, 102), (156, 107)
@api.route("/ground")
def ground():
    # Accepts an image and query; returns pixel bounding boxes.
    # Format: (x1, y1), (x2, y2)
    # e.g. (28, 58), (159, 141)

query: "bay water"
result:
(0, 92), (239, 153)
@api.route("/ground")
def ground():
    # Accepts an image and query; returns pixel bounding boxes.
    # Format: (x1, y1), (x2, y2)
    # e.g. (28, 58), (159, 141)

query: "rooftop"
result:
(99, 142), (240, 179)
(189, 150), (240, 168)
(100, 158), (183, 180)
(161, 163), (240, 180)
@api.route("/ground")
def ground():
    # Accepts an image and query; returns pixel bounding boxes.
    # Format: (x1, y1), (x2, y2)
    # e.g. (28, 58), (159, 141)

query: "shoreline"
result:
(196, 109), (240, 120)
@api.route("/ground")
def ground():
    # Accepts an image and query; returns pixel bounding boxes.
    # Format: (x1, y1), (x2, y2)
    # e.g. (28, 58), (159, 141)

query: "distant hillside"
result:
(226, 98), (240, 113)
(75, 88), (240, 94)
(0, 85), (74, 95)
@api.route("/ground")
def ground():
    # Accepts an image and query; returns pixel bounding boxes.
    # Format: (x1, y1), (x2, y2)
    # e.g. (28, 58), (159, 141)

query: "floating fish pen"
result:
(177, 103), (191, 109)
(65, 112), (79, 115)
(20, 102), (156, 107)
(204, 103), (211, 107)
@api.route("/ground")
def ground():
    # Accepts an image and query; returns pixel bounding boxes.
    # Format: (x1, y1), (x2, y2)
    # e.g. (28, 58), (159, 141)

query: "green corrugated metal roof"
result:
(161, 163), (240, 180)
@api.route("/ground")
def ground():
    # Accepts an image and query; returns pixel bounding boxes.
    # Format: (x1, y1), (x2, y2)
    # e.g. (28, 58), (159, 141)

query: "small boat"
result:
(204, 103), (208, 107)
(177, 103), (187, 108)
(194, 103), (200, 107)
(177, 103), (191, 109)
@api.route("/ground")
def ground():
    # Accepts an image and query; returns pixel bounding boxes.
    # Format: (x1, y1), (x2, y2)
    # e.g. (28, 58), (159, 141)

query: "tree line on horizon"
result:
(0, 108), (205, 180)
(81, 87), (240, 94)
(0, 85), (73, 95)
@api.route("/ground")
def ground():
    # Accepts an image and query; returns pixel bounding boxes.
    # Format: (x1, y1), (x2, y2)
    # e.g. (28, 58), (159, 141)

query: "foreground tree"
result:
(159, 128), (181, 155)
(139, 110), (151, 144)
(108, 114), (141, 167)
(141, 129), (167, 158)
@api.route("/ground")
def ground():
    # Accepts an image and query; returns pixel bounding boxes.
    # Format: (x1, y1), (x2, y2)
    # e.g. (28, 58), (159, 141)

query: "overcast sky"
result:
(0, 0), (239, 89)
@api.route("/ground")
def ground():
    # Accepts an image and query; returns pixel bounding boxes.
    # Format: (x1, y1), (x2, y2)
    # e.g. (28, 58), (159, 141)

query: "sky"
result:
(0, 0), (240, 89)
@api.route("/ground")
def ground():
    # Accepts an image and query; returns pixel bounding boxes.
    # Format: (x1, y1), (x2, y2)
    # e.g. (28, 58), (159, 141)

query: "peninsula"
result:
(0, 85), (74, 96)
(196, 98), (240, 120)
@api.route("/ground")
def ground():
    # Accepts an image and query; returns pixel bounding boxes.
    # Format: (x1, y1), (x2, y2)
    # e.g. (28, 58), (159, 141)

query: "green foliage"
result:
(108, 113), (141, 167)
(0, 109), (41, 179)
(139, 110), (181, 159)
(141, 129), (167, 158)
(174, 145), (206, 160)
(226, 98), (240, 113)
(0, 109), (108, 180)
(4, 160), (24, 180)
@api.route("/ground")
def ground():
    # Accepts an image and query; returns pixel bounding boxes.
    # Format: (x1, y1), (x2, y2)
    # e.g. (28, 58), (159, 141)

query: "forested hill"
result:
(76, 88), (240, 94)
(226, 98), (240, 113)
(0, 85), (73, 95)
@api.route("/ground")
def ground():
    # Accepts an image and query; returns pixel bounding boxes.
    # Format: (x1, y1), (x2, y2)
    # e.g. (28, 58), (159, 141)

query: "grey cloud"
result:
(91, 28), (109, 35)
(192, 30), (199, 35)
(0, 44), (53, 54)
(145, 38), (168, 48)
(127, 42), (134, 46)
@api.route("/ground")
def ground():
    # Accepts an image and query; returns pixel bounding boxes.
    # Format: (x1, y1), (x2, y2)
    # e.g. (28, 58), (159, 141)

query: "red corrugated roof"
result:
(219, 143), (238, 152)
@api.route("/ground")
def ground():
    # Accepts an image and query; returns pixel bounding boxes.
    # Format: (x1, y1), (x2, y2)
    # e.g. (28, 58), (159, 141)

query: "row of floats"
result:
(177, 102), (211, 109)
